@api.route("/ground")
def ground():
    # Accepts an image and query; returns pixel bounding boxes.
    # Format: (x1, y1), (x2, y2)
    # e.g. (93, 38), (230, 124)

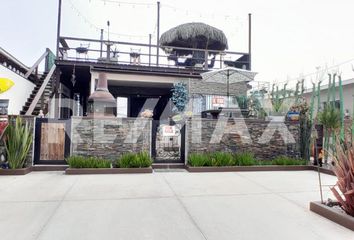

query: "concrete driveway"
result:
(0, 170), (353, 240)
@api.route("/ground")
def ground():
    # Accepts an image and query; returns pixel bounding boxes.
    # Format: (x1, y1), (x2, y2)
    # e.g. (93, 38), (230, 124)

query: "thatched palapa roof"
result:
(160, 22), (228, 55)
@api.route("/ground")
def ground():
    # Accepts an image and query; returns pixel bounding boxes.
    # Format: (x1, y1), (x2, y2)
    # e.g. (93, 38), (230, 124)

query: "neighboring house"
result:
(0, 47), (35, 115)
(302, 78), (354, 116)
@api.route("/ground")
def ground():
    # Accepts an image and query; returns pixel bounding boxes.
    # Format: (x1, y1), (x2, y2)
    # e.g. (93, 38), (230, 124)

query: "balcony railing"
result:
(58, 36), (250, 71)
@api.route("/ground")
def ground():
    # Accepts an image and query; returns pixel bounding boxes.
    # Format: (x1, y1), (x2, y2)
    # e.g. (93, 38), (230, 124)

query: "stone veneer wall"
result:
(71, 117), (151, 160)
(186, 118), (300, 160)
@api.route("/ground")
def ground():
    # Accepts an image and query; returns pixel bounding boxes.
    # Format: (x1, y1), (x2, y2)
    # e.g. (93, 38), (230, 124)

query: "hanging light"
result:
(71, 65), (76, 86)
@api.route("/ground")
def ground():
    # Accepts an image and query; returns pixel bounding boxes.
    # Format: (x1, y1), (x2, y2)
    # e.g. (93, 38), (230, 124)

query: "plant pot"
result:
(286, 111), (300, 121)
(266, 115), (284, 121)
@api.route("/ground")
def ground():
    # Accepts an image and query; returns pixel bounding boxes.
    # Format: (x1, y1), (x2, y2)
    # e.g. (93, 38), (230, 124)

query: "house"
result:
(2, 3), (302, 168)
(302, 78), (354, 116)
(0, 47), (36, 115)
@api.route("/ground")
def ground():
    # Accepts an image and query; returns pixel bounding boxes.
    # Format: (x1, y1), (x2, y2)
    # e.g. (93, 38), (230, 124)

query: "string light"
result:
(89, 0), (155, 7)
(270, 58), (354, 90)
(67, 0), (151, 40)
(162, 3), (247, 23)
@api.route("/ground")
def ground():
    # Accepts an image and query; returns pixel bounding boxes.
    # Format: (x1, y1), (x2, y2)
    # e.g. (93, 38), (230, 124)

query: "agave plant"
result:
(330, 137), (354, 216)
(3, 117), (32, 169)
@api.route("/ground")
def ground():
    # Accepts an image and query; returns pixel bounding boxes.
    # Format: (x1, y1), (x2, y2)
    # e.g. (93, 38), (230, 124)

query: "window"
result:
(322, 100), (340, 110)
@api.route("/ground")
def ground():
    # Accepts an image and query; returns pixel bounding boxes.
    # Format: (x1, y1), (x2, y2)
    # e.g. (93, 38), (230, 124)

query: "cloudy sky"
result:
(1, 0), (354, 88)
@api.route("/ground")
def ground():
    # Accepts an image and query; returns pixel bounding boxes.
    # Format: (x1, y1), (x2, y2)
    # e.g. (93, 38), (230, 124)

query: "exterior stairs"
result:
(20, 73), (53, 116)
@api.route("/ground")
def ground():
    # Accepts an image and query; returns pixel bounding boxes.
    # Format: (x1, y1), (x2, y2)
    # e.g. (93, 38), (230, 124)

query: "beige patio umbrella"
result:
(201, 67), (257, 107)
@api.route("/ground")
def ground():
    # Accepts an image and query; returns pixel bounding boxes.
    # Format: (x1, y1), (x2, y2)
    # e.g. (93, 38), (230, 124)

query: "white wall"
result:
(303, 83), (354, 115)
(0, 65), (35, 114)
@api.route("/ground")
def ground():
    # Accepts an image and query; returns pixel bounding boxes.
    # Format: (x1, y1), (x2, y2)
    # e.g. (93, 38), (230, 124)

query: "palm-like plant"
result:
(331, 137), (354, 216)
(317, 105), (340, 133)
(318, 105), (340, 162)
(3, 117), (32, 169)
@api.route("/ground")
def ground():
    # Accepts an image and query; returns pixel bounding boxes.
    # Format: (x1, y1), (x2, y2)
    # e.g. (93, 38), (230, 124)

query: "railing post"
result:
(204, 50), (208, 70)
(156, 1), (160, 66)
(149, 34), (152, 66)
(219, 53), (222, 69)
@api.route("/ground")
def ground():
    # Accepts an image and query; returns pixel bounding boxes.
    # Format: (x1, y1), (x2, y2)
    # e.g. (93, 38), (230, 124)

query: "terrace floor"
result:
(0, 170), (353, 240)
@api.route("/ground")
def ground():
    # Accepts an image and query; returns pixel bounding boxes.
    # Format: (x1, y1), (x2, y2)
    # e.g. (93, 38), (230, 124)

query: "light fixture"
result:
(71, 65), (76, 86)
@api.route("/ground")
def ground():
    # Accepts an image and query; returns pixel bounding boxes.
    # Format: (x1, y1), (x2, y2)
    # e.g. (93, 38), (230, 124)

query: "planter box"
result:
(310, 166), (335, 176)
(0, 167), (32, 175)
(65, 167), (153, 175)
(186, 165), (312, 172)
(310, 201), (354, 231)
(32, 166), (68, 171)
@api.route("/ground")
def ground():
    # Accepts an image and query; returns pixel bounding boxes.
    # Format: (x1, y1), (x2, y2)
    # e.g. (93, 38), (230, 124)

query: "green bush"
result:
(271, 156), (307, 165)
(116, 152), (152, 168)
(210, 152), (235, 166)
(188, 153), (211, 167)
(188, 152), (236, 167)
(4, 117), (33, 169)
(66, 155), (111, 168)
(234, 152), (257, 166)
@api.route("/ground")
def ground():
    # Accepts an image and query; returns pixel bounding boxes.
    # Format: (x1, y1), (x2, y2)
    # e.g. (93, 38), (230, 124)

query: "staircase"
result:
(20, 73), (53, 116)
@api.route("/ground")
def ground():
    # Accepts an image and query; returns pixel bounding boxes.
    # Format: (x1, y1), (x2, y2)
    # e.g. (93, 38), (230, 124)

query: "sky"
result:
(1, 0), (354, 90)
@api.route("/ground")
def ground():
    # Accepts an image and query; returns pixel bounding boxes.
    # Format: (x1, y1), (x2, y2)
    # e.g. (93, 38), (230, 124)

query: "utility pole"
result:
(56, 0), (62, 58)
(248, 13), (252, 70)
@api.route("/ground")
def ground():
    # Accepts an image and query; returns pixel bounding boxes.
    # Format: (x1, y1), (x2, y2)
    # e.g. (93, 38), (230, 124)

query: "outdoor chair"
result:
(130, 48), (141, 64)
(204, 55), (216, 69)
(224, 54), (250, 70)
(75, 43), (90, 60)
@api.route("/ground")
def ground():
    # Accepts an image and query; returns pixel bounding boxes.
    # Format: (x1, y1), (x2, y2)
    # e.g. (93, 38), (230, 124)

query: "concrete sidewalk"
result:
(0, 171), (353, 240)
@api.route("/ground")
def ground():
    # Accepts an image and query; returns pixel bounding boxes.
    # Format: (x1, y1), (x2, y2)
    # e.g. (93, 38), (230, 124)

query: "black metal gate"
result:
(151, 120), (185, 163)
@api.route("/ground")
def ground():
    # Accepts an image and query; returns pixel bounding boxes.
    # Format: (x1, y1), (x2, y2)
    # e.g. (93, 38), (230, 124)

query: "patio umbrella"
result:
(201, 67), (257, 107)
(160, 22), (228, 56)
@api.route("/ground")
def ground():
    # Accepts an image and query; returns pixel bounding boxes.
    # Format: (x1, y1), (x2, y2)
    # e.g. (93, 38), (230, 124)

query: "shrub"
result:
(188, 153), (210, 167)
(3, 117), (32, 169)
(210, 152), (235, 166)
(66, 155), (111, 168)
(235, 152), (257, 166)
(116, 152), (152, 168)
(271, 156), (307, 165)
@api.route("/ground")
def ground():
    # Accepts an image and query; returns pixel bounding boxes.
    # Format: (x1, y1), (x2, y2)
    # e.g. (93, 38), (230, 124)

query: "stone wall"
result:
(71, 117), (151, 160)
(186, 118), (300, 160)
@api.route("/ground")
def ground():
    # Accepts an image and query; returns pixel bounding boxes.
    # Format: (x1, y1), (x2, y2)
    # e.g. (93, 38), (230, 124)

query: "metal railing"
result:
(58, 36), (251, 71)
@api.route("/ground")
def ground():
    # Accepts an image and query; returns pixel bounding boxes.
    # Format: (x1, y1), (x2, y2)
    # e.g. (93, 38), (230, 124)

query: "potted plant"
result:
(171, 82), (188, 123)
(1, 117), (32, 174)
(140, 109), (154, 118)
